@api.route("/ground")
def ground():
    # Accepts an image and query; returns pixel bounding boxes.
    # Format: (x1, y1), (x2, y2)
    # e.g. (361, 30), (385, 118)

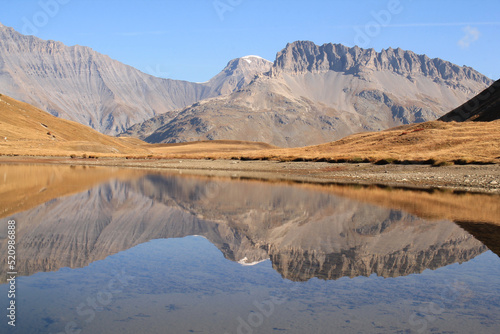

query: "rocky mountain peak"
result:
(206, 55), (272, 95)
(272, 40), (491, 86)
(237, 55), (272, 67)
(217, 56), (272, 79)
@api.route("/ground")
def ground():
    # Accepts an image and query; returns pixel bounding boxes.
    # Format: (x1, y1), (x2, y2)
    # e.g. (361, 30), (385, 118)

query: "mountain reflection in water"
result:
(1, 166), (500, 334)
(0, 172), (492, 280)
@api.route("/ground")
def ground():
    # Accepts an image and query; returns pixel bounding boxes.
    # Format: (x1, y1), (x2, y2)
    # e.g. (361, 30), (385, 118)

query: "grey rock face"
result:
(273, 41), (490, 85)
(1, 22), (493, 145)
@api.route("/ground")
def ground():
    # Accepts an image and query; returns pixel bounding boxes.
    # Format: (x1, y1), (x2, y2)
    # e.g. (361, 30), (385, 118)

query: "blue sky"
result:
(1, 0), (499, 82)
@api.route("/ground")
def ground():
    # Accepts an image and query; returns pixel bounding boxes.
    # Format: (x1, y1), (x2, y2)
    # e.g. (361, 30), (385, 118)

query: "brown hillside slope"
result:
(175, 121), (500, 164)
(0, 94), (275, 157)
(291, 121), (500, 163)
(0, 93), (149, 155)
(0, 93), (499, 163)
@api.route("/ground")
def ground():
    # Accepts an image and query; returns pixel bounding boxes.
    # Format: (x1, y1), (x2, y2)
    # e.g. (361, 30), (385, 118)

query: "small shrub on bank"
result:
(454, 159), (468, 165)
(432, 161), (454, 167)
(374, 158), (396, 165)
(416, 159), (435, 165)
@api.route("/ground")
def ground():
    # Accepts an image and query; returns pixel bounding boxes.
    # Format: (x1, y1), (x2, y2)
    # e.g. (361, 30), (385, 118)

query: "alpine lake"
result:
(1, 164), (499, 334)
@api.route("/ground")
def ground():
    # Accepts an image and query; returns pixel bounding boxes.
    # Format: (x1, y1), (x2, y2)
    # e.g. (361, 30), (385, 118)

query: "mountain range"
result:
(126, 41), (492, 147)
(0, 23), (493, 146)
(0, 23), (271, 135)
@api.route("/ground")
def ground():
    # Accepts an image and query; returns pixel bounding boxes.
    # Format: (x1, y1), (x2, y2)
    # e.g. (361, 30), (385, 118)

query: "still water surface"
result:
(0, 165), (499, 333)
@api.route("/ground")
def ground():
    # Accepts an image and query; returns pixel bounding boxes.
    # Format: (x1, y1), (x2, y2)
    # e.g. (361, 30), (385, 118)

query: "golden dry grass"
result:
(216, 121), (500, 164)
(0, 94), (275, 157)
(1, 93), (499, 164)
(150, 140), (276, 155)
(0, 94), (150, 155)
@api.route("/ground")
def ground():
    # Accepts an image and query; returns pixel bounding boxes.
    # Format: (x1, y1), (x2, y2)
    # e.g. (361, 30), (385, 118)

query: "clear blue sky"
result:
(1, 0), (499, 82)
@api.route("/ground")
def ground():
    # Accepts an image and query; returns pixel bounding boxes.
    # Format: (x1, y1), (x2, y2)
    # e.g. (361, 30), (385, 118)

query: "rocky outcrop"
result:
(440, 79), (500, 122)
(118, 110), (182, 140)
(270, 238), (485, 281)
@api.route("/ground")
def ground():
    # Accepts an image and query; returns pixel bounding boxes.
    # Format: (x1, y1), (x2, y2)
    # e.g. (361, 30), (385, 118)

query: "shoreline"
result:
(1, 156), (499, 195)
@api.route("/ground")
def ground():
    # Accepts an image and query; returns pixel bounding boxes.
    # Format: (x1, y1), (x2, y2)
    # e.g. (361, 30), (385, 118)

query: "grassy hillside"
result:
(156, 121), (500, 164)
(265, 121), (500, 164)
(0, 94), (274, 157)
(0, 94), (149, 155)
(1, 93), (499, 164)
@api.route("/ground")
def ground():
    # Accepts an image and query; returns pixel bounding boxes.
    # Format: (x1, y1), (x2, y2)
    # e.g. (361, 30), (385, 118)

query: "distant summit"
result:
(206, 55), (272, 95)
(131, 41), (492, 147)
(241, 55), (268, 62)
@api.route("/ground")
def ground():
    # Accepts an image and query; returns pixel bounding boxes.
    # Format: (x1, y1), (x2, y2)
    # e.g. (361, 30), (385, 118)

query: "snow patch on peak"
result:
(241, 55), (271, 64)
(237, 257), (269, 266)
